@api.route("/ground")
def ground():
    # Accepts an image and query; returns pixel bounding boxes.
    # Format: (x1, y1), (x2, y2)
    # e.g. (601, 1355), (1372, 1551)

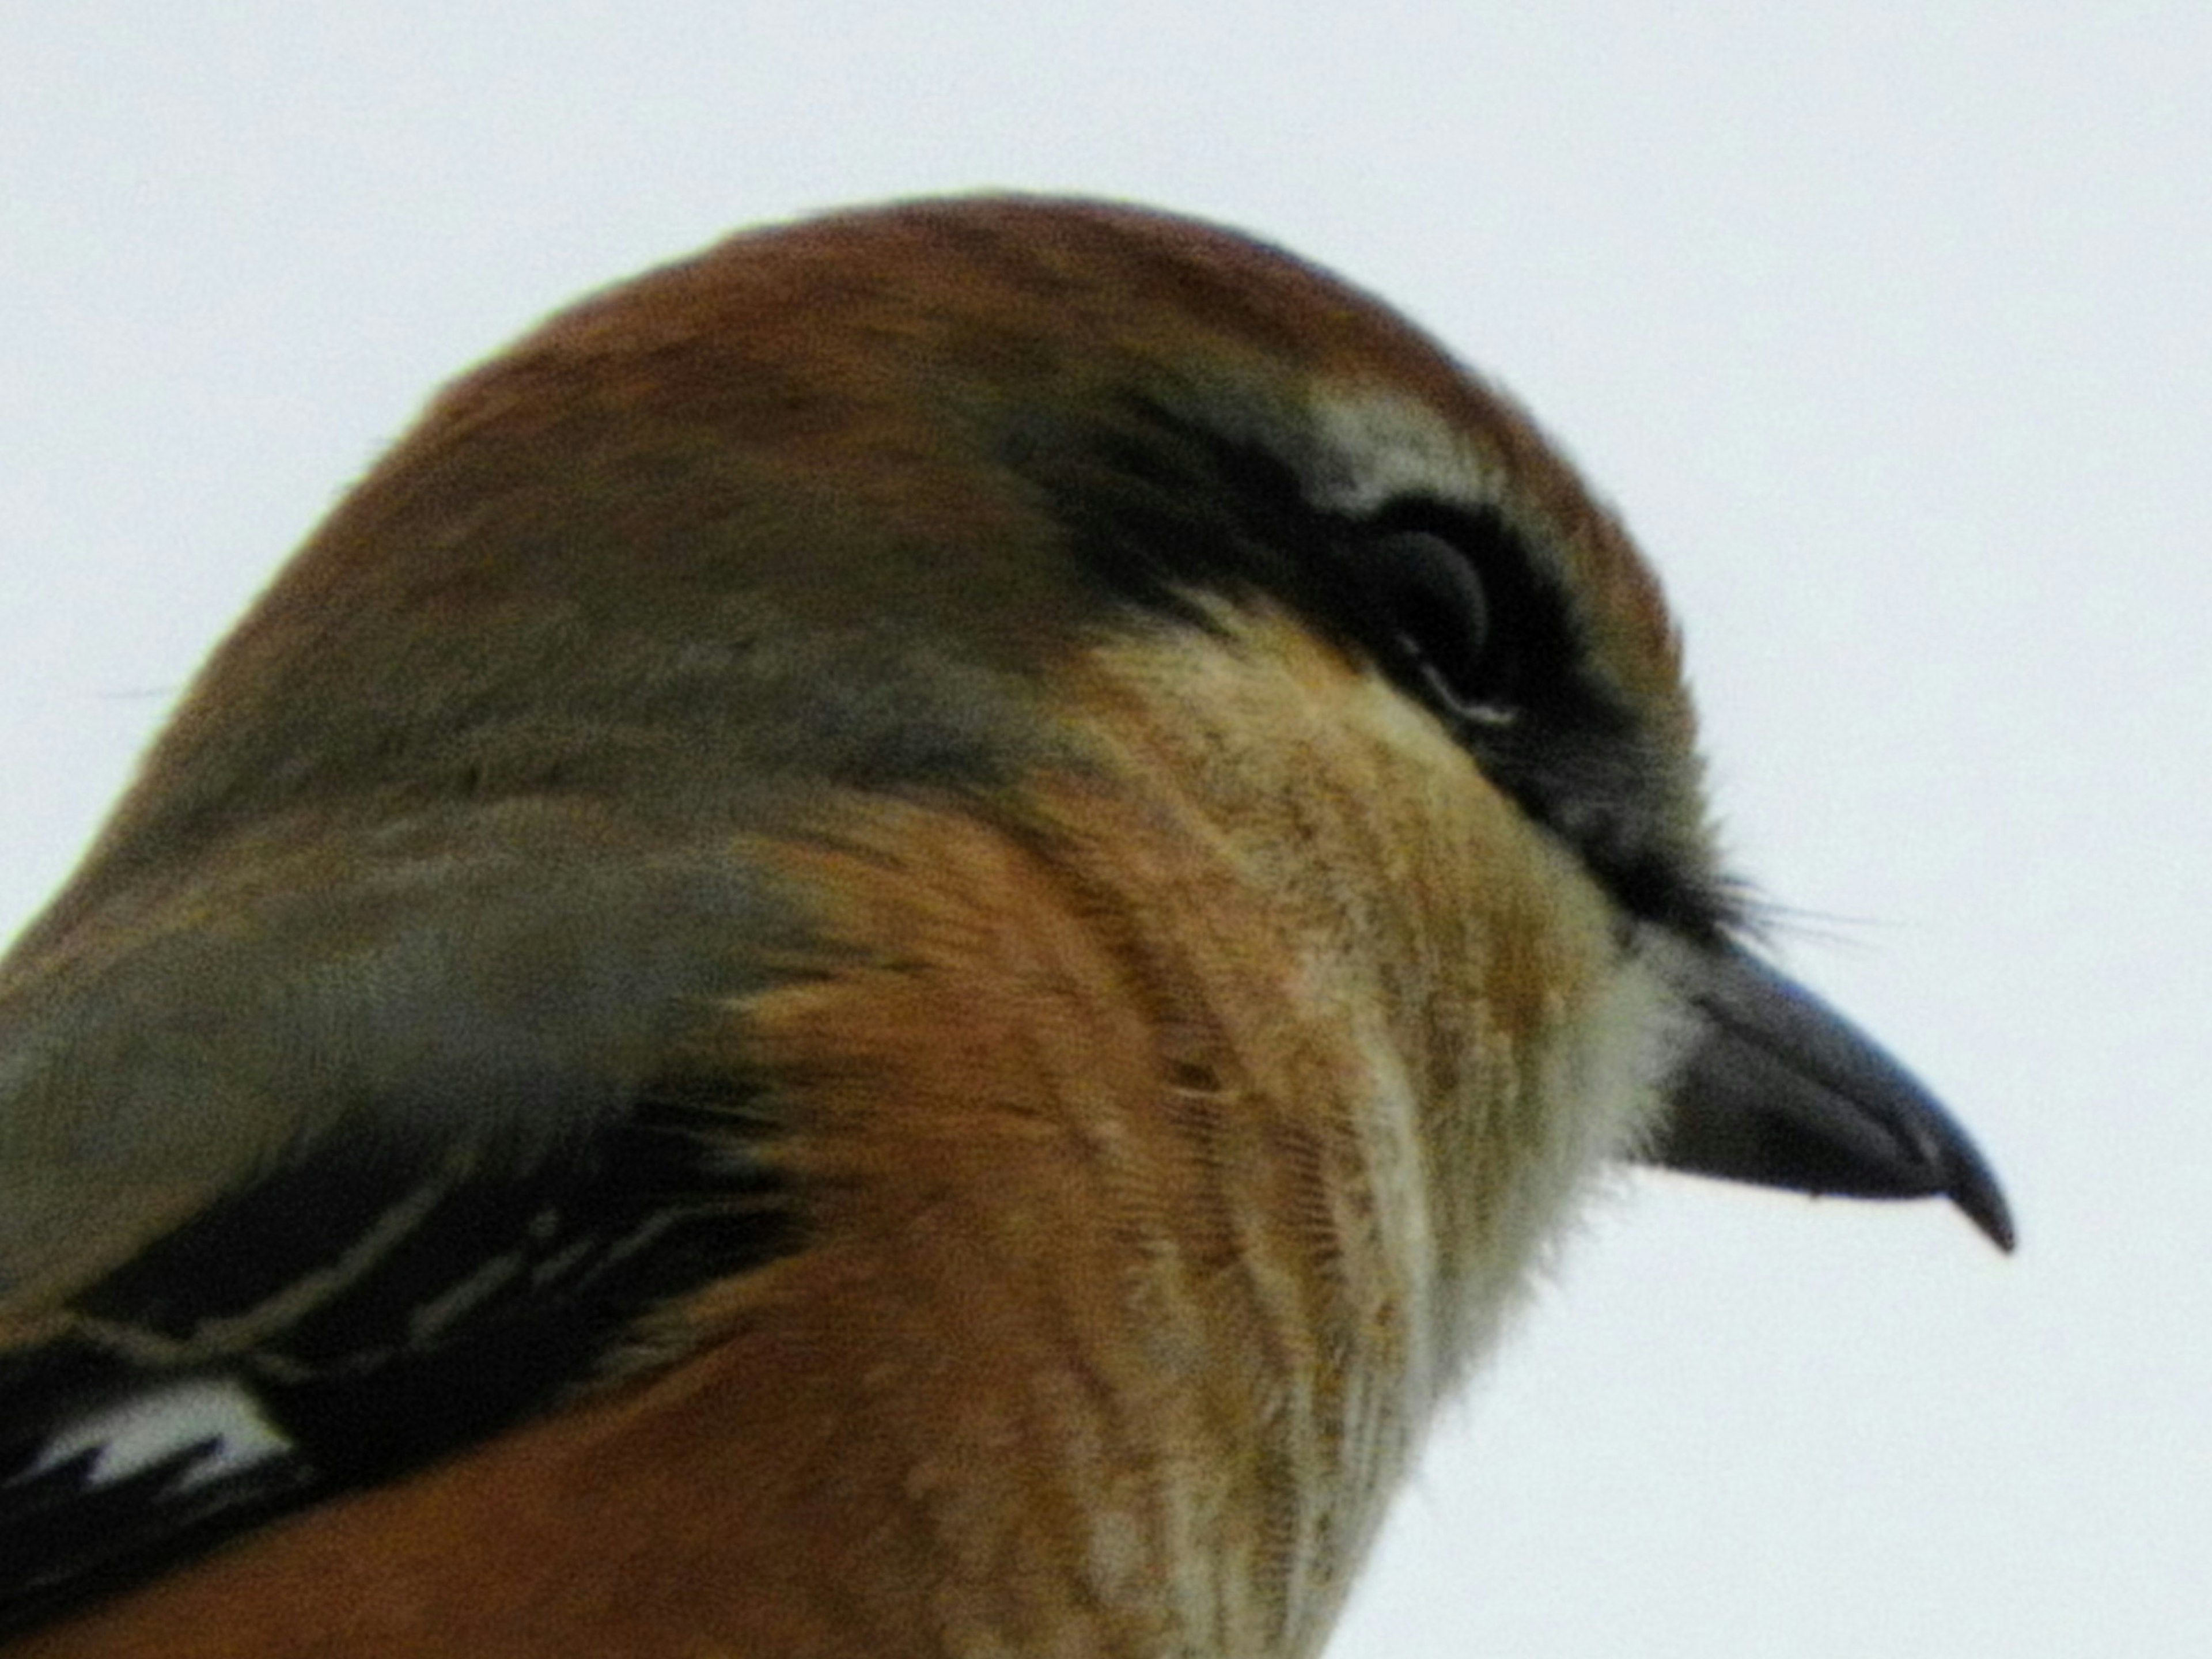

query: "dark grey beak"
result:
(1642, 942), (2014, 1252)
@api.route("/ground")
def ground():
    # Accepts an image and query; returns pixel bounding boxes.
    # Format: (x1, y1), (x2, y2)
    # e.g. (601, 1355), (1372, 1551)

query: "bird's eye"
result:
(1367, 528), (1511, 726)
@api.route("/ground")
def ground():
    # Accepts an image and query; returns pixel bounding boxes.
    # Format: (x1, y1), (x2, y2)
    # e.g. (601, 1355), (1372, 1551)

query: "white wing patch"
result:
(20, 1374), (293, 1494)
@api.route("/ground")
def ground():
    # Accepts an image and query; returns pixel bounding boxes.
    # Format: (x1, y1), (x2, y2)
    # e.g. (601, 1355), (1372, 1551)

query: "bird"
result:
(0, 196), (2010, 1658)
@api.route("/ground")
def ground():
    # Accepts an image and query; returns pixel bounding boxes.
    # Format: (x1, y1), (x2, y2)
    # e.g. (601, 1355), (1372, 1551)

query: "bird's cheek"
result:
(1380, 800), (1674, 1346)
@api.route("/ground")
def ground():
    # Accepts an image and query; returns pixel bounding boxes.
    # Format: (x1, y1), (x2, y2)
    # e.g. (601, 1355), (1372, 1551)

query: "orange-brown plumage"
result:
(0, 198), (2006, 1656)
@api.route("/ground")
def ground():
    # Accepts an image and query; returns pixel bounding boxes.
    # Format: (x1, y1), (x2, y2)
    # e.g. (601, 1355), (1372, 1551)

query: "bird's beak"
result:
(1642, 941), (2015, 1252)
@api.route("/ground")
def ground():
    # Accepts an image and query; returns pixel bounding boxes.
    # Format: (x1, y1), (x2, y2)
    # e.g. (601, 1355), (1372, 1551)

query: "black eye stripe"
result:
(1003, 392), (1728, 936)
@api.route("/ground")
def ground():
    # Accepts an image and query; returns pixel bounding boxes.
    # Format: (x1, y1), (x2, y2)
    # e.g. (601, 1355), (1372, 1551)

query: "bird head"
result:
(119, 195), (2001, 1243)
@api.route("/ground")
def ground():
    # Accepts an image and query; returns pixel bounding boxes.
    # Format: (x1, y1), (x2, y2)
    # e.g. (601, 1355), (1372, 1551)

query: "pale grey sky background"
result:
(2, 6), (2205, 1655)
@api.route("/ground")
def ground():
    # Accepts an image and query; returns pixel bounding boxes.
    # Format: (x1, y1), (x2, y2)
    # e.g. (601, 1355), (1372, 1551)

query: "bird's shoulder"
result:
(0, 801), (813, 1638)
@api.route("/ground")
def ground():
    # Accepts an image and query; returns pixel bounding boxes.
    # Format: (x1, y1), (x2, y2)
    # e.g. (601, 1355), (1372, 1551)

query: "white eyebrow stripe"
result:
(18, 1374), (294, 1494)
(1304, 385), (1514, 516)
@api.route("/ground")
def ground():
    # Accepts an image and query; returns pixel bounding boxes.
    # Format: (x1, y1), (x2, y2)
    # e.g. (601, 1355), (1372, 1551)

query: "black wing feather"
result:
(0, 1082), (796, 1639)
